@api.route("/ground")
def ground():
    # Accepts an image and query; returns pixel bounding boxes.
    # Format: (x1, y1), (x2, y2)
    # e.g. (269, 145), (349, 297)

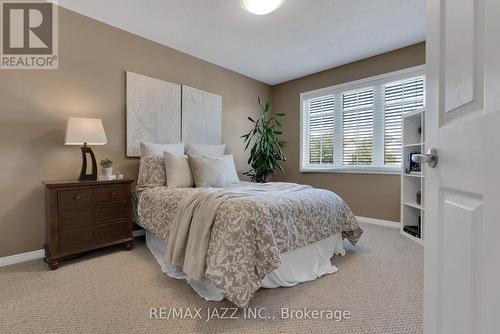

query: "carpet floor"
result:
(0, 223), (423, 334)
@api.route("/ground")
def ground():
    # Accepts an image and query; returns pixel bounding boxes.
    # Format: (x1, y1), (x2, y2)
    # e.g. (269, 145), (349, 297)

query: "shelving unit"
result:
(401, 108), (424, 246)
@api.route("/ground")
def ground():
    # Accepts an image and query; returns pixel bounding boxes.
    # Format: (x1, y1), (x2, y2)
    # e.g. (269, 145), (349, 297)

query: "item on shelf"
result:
(416, 190), (422, 205)
(406, 152), (422, 174)
(403, 225), (420, 238)
(418, 216), (422, 236)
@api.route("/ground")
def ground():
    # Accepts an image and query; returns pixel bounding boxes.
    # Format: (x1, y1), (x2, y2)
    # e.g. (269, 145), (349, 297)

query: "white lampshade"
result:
(64, 117), (107, 146)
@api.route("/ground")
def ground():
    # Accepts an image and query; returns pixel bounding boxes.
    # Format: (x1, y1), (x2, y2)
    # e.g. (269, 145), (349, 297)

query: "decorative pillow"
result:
(137, 156), (167, 188)
(188, 155), (225, 188)
(140, 141), (184, 160)
(186, 143), (226, 157)
(188, 154), (239, 188)
(164, 152), (194, 188)
(219, 154), (240, 185)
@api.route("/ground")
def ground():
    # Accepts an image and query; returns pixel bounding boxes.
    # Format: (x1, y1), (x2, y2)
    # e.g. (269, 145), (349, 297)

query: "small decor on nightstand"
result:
(100, 158), (113, 179)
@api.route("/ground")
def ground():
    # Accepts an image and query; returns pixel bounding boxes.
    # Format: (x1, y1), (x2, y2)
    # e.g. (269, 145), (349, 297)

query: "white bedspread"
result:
(146, 231), (345, 301)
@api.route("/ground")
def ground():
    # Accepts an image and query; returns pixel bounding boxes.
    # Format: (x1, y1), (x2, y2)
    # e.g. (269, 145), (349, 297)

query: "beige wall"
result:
(0, 6), (424, 257)
(0, 8), (271, 257)
(271, 43), (426, 222)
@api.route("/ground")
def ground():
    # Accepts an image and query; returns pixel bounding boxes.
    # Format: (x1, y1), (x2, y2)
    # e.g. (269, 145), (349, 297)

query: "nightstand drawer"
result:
(58, 188), (94, 209)
(59, 222), (129, 253)
(59, 205), (128, 230)
(93, 205), (128, 223)
(96, 186), (126, 203)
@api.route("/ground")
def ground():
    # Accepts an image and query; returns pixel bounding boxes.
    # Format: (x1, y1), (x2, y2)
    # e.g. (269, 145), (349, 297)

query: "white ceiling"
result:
(56, 0), (426, 85)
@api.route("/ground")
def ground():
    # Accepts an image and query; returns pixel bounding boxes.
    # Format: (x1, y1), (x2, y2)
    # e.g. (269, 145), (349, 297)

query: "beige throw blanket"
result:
(165, 183), (311, 280)
(165, 188), (226, 280)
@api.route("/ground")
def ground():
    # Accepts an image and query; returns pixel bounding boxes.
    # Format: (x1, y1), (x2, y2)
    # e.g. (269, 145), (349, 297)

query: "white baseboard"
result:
(0, 230), (147, 268)
(0, 249), (46, 268)
(356, 216), (401, 229)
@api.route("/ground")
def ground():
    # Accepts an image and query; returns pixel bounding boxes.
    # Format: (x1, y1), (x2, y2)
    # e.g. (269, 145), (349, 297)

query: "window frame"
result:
(299, 65), (426, 175)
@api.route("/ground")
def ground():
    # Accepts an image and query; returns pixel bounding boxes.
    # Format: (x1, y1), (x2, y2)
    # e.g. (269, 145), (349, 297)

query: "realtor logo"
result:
(1, 0), (58, 69)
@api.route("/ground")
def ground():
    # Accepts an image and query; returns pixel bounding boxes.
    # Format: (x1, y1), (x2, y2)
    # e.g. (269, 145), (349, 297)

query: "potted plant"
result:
(241, 97), (286, 183)
(100, 158), (113, 179)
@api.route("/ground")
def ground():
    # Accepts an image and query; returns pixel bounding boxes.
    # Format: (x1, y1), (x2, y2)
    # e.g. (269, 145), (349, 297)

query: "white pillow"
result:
(188, 154), (239, 188)
(164, 152), (194, 188)
(186, 143), (226, 157)
(140, 141), (184, 160)
(219, 154), (240, 185)
(188, 155), (224, 187)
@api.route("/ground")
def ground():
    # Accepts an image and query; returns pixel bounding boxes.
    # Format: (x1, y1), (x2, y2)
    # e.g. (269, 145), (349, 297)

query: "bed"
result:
(134, 179), (363, 307)
(127, 76), (362, 307)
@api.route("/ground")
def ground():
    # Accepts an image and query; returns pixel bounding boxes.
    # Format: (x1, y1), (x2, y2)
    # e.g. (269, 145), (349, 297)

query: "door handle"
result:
(412, 148), (438, 168)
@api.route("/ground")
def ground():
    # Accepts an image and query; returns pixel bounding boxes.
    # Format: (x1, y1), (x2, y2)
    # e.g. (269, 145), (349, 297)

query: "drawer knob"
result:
(73, 195), (81, 201)
(93, 212), (99, 218)
(92, 231), (98, 237)
(110, 192), (117, 197)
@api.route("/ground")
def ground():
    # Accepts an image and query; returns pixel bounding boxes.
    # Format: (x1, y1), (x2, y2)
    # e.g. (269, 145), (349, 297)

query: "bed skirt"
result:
(145, 230), (345, 302)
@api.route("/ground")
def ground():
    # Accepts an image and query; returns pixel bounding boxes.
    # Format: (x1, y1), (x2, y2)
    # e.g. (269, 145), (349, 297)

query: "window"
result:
(301, 66), (425, 173)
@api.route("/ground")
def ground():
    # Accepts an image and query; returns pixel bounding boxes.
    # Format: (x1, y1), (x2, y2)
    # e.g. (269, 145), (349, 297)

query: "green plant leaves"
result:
(242, 98), (287, 183)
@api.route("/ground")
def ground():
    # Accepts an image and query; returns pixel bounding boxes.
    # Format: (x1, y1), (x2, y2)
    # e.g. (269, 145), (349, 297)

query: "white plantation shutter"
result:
(304, 95), (335, 165)
(342, 89), (374, 165)
(384, 76), (425, 164)
(301, 66), (425, 172)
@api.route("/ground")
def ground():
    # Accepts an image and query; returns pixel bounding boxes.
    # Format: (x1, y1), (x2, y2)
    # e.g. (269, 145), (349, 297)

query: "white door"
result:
(424, 0), (500, 333)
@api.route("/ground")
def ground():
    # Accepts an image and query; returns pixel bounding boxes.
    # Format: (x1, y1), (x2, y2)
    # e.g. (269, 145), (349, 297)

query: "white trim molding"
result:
(356, 216), (401, 228)
(0, 230), (147, 268)
(0, 249), (45, 268)
(301, 167), (401, 175)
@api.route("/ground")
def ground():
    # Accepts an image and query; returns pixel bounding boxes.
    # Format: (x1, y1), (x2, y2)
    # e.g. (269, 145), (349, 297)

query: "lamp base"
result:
(79, 145), (98, 181)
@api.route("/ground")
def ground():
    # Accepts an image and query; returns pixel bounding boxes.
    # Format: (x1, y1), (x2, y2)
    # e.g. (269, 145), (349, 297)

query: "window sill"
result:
(300, 167), (401, 175)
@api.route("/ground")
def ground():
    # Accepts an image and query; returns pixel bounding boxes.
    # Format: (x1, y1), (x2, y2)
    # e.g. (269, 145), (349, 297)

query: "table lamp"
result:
(65, 117), (107, 181)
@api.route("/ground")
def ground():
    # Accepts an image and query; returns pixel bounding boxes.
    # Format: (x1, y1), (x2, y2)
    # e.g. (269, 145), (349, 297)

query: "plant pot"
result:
(102, 167), (112, 178)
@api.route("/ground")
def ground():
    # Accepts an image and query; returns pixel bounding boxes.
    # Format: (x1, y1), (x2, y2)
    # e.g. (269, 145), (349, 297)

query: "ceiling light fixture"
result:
(242, 0), (284, 15)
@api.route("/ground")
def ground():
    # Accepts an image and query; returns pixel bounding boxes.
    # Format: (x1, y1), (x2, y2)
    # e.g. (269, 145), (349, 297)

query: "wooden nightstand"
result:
(43, 179), (134, 270)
